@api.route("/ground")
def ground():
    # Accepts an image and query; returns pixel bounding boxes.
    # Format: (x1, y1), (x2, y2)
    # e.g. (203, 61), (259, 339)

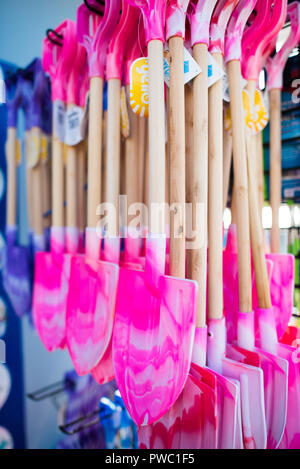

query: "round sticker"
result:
(0, 364), (11, 410)
(130, 57), (149, 118)
(0, 297), (7, 338)
(0, 427), (14, 449)
(225, 89), (269, 135)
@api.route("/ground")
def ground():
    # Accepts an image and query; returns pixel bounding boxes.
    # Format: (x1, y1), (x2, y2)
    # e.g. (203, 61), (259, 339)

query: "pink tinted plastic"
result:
(242, 0), (287, 81)
(66, 229), (119, 376)
(207, 317), (267, 449)
(106, 1), (140, 81)
(209, 0), (240, 55)
(78, 60), (90, 108)
(124, 20), (146, 86)
(113, 238), (198, 425)
(224, 227), (294, 342)
(33, 227), (70, 351)
(166, 0), (189, 40)
(224, 0), (258, 63)
(77, 0), (121, 78)
(127, 0), (166, 43)
(138, 364), (218, 449)
(266, 2), (300, 90)
(277, 342), (300, 449)
(67, 39), (87, 104)
(188, 0), (218, 47)
(66, 255), (118, 375)
(42, 20), (78, 102)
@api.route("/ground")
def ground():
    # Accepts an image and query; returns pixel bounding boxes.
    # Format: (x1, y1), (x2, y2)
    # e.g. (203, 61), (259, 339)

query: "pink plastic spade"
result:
(240, 0), (294, 341)
(113, 0), (198, 427)
(224, 0), (293, 339)
(90, 0), (140, 384)
(220, 0), (271, 449)
(33, 20), (79, 351)
(65, 0), (120, 380)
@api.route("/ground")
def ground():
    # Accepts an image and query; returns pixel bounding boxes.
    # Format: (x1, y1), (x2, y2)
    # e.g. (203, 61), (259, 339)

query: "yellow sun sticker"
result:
(40, 135), (49, 163)
(27, 134), (40, 168)
(120, 86), (130, 138)
(130, 57), (149, 118)
(225, 89), (269, 135)
(16, 139), (21, 166)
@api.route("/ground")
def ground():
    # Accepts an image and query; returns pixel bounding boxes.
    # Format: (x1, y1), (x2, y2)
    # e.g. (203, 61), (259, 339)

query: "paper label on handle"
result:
(53, 100), (66, 143)
(130, 57), (149, 118)
(0, 68), (5, 104)
(207, 53), (225, 88)
(223, 71), (247, 102)
(65, 106), (84, 146)
(225, 89), (269, 135)
(120, 86), (130, 138)
(163, 47), (202, 87)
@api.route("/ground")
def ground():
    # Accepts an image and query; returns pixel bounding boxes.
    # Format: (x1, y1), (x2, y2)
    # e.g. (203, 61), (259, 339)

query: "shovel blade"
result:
(138, 369), (218, 449)
(277, 343), (300, 449)
(33, 251), (72, 350)
(266, 253), (295, 340)
(3, 244), (32, 318)
(222, 357), (267, 449)
(113, 268), (197, 426)
(66, 256), (119, 375)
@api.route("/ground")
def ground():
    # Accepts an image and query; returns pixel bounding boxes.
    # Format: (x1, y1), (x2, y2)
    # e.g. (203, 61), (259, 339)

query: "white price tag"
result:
(222, 71), (247, 102)
(65, 106), (84, 146)
(164, 46), (202, 87)
(207, 53), (225, 88)
(0, 68), (5, 104)
(53, 100), (66, 143)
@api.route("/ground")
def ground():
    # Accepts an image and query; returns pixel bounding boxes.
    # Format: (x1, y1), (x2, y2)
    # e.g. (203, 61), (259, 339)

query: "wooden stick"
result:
(269, 88), (281, 253)
(102, 110), (108, 205)
(223, 116), (233, 212)
(144, 122), (149, 211)
(77, 140), (86, 233)
(192, 43), (208, 327)
(208, 52), (224, 320)
(6, 127), (17, 226)
(41, 136), (51, 229)
(31, 127), (44, 236)
(169, 36), (185, 279)
(137, 116), (146, 204)
(106, 79), (121, 235)
(256, 130), (265, 215)
(185, 83), (193, 281)
(25, 130), (33, 230)
(227, 60), (252, 314)
(125, 85), (139, 212)
(66, 142), (78, 229)
(246, 133), (272, 309)
(148, 40), (165, 236)
(88, 77), (103, 229)
(52, 117), (65, 228)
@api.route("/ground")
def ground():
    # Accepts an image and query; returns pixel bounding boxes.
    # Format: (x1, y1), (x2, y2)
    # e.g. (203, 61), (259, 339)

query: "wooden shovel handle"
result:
(208, 52), (224, 320)
(125, 85), (139, 211)
(41, 155), (51, 229)
(246, 133), (272, 309)
(52, 121), (65, 228)
(137, 116), (146, 205)
(106, 78), (121, 235)
(6, 127), (17, 227)
(227, 60), (252, 314)
(256, 130), (265, 216)
(77, 140), (87, 232)
(269, 88), (281, 254)
(169, 36), (186, 279)
(223, 119), (233, 212)
(148, 40), (166, 236)
(66, 143), (78, 229)
(31, 127), (44, 236)
(88, 77), (103, 229)
(185, 83), (193, 281)
(192, 43), (208, 328)
(25, 130), (33, 230)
